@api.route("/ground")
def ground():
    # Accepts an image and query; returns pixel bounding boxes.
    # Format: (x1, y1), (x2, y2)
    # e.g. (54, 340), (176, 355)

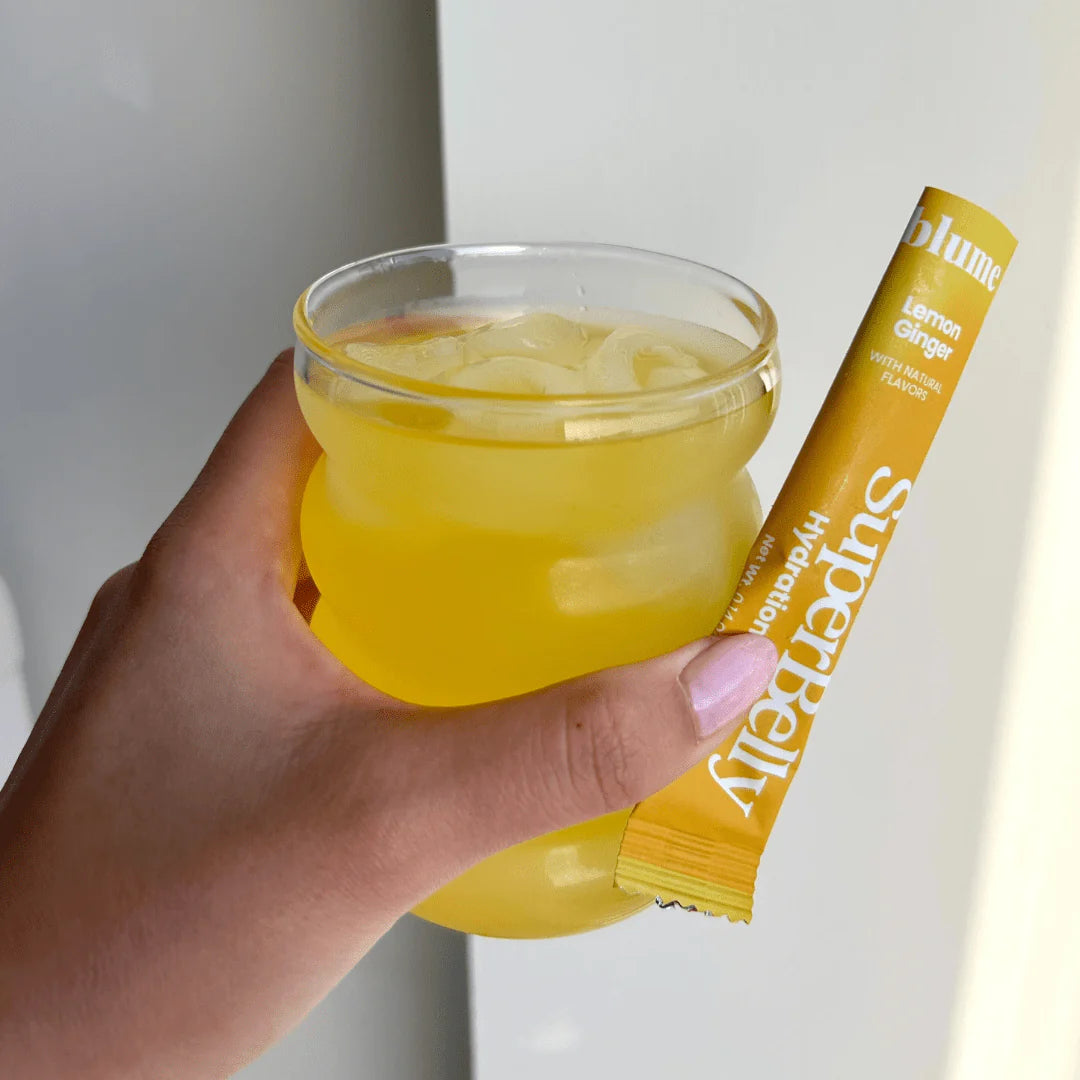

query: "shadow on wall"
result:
(0, 3), (469, 1079)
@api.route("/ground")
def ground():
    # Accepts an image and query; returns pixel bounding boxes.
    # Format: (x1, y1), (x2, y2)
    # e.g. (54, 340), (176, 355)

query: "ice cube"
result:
(584, 327), (702, 393)
(664, 323), (752, 372)
(343, 336), (466, 382)
(466, 313), (588, 368)
(615, 329), (702, 368)
(643, 363), (708, 390)
(583, 332), (640, 393)
(439, 355), (586, 395)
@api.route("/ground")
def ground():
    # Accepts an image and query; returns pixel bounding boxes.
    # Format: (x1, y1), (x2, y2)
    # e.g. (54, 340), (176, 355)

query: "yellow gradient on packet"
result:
(615, 187), (1017, 921)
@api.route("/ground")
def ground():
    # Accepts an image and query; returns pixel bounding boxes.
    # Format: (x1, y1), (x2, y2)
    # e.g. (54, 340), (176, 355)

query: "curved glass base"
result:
(411, 809), (652, 938)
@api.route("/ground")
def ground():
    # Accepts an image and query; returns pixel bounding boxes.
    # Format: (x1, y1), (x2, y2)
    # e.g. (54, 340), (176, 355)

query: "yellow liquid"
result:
(295, 312), (775, 937)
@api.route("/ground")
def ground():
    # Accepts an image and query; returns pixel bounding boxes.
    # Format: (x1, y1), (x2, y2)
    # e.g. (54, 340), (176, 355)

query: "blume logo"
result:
(902, 205), (1003, 292)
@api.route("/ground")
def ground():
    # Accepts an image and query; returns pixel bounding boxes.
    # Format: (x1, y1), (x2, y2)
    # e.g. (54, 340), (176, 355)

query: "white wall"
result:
(944, 174), (1080, 1080)
(0, 3), (469, 1077)
(439, 1), (1080, 1077)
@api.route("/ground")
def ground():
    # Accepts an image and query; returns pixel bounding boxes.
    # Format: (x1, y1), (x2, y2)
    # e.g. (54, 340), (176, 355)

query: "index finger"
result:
(168, 349), (322, 586)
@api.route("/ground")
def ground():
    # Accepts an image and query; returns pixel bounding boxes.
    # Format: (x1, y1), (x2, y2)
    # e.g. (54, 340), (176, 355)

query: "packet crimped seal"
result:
(615, 187), (1017, 921)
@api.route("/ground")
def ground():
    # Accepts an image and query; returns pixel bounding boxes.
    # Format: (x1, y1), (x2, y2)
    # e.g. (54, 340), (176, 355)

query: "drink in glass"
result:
(293, 244), (779, 937)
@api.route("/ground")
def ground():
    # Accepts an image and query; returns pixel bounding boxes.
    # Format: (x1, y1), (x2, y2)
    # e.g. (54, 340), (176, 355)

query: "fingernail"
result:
(679, 635), (778, 740)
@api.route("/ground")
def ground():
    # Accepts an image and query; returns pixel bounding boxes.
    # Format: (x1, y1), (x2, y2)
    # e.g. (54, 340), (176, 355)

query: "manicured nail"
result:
(679, 635), (778, 740)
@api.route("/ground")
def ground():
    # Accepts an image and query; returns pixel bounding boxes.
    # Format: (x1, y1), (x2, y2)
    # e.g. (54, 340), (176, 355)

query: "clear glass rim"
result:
(293, 241), (779, 410)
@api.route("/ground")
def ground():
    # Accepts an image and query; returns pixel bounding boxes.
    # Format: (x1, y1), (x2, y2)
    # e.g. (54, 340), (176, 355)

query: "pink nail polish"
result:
(679, 635), (778, 740)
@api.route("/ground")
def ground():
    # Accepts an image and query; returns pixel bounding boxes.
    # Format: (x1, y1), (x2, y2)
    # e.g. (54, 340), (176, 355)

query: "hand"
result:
(0, 351), (777, 1079)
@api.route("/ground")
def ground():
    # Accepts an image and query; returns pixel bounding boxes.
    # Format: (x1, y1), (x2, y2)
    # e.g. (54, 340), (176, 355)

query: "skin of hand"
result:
(0, 350), (778, 1079)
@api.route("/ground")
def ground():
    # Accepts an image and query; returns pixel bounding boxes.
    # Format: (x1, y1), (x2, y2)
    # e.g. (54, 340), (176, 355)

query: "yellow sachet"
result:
(615, 186), (1017, 921)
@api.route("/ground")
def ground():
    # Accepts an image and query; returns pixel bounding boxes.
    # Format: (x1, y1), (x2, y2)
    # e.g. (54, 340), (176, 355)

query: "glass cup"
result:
(293, 243), (779, 937)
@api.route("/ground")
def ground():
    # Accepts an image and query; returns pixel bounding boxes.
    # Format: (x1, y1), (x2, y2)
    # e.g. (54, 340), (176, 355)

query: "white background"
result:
(438, 1), (1080, 1077)
(0, 3), (469, 1077)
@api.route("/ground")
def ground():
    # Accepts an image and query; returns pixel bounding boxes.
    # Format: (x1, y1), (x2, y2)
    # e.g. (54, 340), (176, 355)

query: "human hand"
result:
(0, 351), (777, 1079)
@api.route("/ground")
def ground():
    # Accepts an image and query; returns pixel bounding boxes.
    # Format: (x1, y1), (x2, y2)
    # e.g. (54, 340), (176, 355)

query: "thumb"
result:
(392, 634), (778, 876)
